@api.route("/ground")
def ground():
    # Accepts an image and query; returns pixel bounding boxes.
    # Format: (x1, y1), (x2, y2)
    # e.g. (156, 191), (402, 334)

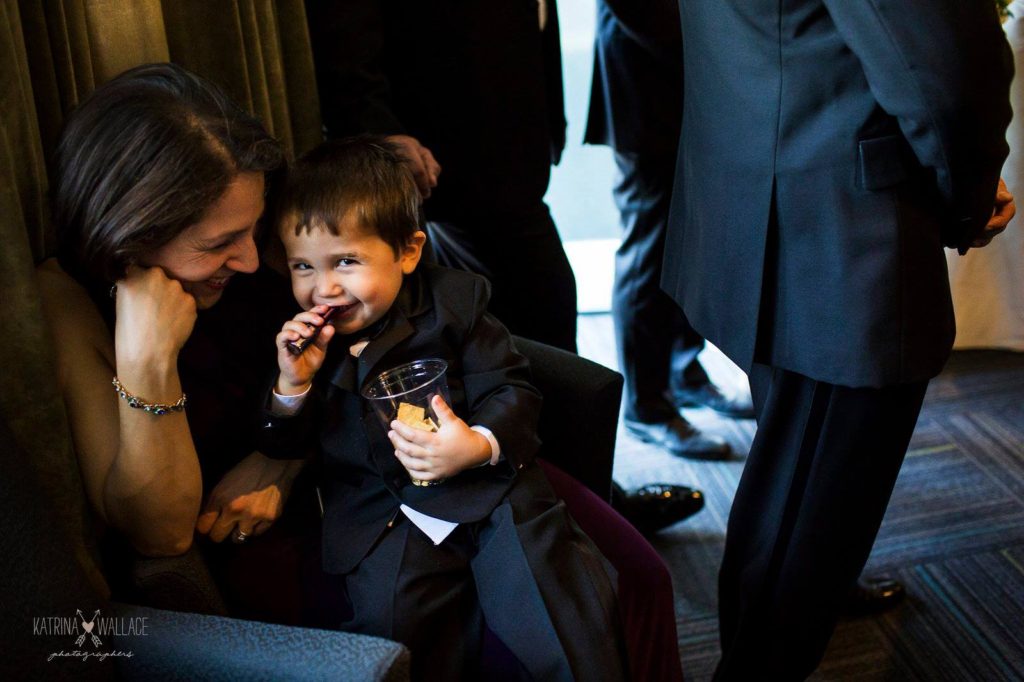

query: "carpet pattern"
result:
(577, 314), (1024, 681)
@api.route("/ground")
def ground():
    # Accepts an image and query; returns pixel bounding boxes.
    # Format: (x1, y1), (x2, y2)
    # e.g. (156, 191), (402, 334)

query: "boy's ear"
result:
(400, 230), (427, 274)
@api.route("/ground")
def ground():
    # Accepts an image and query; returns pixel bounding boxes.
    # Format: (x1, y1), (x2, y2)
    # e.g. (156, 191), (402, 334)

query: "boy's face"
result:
(281, 211), (425, 336)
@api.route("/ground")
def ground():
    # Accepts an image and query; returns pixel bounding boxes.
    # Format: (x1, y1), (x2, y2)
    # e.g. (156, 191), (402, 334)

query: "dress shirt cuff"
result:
(270, 384), (311, 416)
(470, 425), (501, 466)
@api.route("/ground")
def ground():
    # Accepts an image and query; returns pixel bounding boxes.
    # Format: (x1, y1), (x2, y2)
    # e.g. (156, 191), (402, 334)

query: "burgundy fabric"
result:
(539, 460), (685, 682)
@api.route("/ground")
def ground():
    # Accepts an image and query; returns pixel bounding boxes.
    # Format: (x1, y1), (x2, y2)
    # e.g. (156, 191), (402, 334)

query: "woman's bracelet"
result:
(111, 377), (187, 416)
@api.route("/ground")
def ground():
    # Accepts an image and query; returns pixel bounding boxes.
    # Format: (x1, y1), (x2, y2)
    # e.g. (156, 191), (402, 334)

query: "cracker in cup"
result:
(397, 401), (439, 432)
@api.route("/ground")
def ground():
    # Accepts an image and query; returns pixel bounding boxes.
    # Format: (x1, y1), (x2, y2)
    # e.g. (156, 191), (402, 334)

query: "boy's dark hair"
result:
(278, 135), (422, 256)
(52, 62), (283, 284)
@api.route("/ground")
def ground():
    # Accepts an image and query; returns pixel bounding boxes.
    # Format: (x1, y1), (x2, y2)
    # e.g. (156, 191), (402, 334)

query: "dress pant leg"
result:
(716, 365), (928, 681)
(480, 205), (579, 353)
(343, 519), (483, 682)
(540, 459), (685, 682)
(473, 464), (627, 682)
(612, 151), (706, 422)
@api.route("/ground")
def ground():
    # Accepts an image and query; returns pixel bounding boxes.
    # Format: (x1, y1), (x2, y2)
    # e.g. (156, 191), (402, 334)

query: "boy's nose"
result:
(316, 273), (343, 298)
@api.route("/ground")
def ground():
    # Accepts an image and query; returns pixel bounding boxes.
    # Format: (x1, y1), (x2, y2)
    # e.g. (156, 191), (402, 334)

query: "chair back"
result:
(513, 336), (622, 501)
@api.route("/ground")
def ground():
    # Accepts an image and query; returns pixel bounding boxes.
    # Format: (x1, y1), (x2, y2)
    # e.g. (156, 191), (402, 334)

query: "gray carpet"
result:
(577, 314), (1024, 681)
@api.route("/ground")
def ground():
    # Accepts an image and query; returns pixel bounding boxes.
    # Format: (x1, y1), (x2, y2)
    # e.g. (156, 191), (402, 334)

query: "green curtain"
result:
(1, 0), (323, 596)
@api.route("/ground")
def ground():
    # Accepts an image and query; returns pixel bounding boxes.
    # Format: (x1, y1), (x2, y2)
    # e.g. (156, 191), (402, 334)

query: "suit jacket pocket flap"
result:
(858, 135), (910, 190)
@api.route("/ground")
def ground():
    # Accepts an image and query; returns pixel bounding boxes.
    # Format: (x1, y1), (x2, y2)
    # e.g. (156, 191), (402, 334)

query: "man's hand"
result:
(195, 452), (305, 543)
(385, 134), (441, 198)
(967, 177), (1016, 251)
(388, 395), (491, 482)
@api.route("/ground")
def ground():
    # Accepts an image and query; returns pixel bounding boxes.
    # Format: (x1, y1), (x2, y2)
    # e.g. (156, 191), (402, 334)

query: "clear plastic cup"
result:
(363, 358), (450, 429)
(363, 359), (450, 486)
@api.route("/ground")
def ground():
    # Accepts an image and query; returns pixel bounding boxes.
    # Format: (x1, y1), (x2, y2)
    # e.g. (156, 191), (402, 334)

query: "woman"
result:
(37, 63), (315, 620)
(40, 62), (682, 680)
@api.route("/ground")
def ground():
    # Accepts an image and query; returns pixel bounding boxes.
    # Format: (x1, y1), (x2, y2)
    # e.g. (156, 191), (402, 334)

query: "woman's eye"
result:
(207, 234), (240, 251)
(337, 258), (357, 267)
(292, 262), (312, 271)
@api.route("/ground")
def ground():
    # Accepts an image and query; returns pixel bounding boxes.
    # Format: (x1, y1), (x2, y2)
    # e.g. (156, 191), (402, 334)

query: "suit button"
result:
(264, 421), (273, 428)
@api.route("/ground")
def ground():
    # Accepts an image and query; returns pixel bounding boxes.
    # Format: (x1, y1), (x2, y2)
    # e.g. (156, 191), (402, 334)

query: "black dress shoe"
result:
(614, 484), (705, 535)
(843, 576), (906, 617)
(625, 416), (731, 460)
(674, 383), (756, 419)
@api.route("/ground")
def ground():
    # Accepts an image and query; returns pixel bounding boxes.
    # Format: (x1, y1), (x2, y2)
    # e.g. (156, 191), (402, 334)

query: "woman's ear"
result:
(400, 230), (427, 274)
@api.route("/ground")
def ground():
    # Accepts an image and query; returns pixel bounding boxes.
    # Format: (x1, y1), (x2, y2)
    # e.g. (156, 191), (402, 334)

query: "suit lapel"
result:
(356, 311), (415, 390)
(325, 349), (359, 397)
(356, 267), (432, 390)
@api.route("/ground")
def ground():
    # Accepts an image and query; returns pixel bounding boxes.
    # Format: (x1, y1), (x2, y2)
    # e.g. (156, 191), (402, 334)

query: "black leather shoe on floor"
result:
(625, 416), (731, 460)
(674, 383), (756, 419)
(616, 484), (705, 535)
(843, 576), (906, 617)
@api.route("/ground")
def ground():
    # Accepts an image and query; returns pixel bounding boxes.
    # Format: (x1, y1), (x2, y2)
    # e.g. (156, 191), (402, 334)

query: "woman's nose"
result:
(227, 234), (260, 273)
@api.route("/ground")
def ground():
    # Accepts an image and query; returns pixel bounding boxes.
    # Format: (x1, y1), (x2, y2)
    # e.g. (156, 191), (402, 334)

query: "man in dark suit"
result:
(305, 0), (577, 353)
(305, 0), (705, 534)
(585, 0), (748, 462)
(662, 2), (1015, 677)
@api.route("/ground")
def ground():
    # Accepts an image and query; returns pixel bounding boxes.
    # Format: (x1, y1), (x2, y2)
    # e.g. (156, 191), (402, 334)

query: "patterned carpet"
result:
(577, 315), (1024, 681)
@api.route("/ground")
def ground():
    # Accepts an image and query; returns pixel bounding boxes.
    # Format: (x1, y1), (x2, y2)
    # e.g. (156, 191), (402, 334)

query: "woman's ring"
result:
(233, 529), (250, 544)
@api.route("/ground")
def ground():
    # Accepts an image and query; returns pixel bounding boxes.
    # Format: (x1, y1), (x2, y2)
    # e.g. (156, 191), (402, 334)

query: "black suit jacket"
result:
(260, 264), (542, 574)
(662, 0), (1013, 388)
(584, 0), (683, 155)
(306, 0), (566, 222)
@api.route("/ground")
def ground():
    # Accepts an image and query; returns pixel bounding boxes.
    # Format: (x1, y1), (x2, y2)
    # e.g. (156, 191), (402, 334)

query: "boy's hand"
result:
(275, 304), (336, 394)
(389, 395), (491, 482)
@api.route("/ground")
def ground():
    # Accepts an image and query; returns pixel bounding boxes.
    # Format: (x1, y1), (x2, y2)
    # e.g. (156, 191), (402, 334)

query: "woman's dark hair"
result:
(278, 135), (422, 257)
(52, 62), (284, 284)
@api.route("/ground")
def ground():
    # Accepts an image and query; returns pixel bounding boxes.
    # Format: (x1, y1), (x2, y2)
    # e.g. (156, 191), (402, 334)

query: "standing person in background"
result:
(305, 0), (707, 537)
(588, 0), (912, 617)
(663, 1), (1014, 678)
(305, 0), (577, 353)
(585, 0), (745, 464)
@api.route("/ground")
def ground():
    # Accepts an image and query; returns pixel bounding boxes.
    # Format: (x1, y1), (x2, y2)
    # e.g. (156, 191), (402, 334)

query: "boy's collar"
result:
(326, 266), (433, 394)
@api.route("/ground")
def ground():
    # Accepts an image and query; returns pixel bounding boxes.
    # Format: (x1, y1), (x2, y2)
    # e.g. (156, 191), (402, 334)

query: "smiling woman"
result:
(145, 172), (264, 310)
(34, 64), (316, 623)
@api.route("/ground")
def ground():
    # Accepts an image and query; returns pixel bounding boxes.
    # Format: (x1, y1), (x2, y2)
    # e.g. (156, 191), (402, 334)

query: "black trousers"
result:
(341, 465), (625, 682)
(714, 363), (928, 680)
(612, 151), (707, 423)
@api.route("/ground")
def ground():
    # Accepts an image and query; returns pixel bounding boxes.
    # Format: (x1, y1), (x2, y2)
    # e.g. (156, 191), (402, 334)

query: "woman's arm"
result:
(38, 262), (203, 556)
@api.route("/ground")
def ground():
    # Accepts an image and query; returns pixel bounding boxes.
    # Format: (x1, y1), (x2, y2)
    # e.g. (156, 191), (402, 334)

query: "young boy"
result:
(258, 136), (625, 681)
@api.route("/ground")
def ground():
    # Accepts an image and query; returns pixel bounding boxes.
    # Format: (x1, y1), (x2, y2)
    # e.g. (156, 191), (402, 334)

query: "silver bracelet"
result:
(111, 377), (187, 415)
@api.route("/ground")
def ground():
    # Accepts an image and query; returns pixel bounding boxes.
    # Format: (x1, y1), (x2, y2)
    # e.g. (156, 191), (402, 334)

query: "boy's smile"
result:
(281, 212), (425, 337)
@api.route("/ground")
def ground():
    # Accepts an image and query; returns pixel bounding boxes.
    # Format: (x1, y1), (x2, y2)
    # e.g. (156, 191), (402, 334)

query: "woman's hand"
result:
(195, 451), (305, 543)
(388, 395), (492, 483)
(275, 304), (336, 395)
(114, 265), (197, 370)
